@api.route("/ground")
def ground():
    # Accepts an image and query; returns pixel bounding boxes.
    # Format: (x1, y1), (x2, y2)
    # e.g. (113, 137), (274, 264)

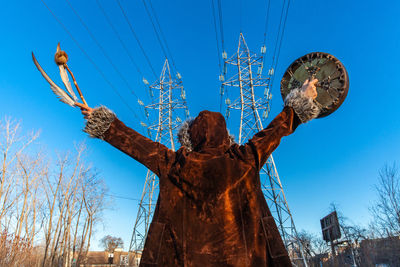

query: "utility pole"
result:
(220, 33), (308, 267)
(128, 59), (189, 265)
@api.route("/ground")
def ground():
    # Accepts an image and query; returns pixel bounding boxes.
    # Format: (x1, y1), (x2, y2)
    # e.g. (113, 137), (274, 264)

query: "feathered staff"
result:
(32, 43), (88, 107)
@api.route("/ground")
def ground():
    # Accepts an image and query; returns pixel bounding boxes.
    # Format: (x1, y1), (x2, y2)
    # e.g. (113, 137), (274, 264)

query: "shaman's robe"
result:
(84, 88), (320, 266)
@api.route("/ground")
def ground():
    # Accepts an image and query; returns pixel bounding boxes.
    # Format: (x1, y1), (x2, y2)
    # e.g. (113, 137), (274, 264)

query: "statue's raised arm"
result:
(76, 103), (175, 178)
(246, 79), (320, 169)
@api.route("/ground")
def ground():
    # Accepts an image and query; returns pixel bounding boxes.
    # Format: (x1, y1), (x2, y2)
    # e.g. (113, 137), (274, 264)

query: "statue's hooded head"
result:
(178, 110), (234, 152)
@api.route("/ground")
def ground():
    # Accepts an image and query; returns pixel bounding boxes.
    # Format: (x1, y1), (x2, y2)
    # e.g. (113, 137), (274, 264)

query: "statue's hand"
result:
(301, 78), (318, 100)
(75, 102), (94, 119)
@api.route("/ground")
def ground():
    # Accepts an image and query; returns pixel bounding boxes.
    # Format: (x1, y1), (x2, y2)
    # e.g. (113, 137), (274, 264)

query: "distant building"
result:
(359, 236), (400, 267)
(81, 250), (141, 267)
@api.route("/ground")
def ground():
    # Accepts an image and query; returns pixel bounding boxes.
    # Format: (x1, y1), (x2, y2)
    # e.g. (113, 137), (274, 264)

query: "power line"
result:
(66, 0), (145, 104)
(148, 0), (177, 72)
(141, 0), (178, 73)
(273, 0), (291, 74)
(211, 0), (226, 112)
(116, 0), (158, 79)
(270, 0), (287, 71)
(211, 0), (222, 72)
(269, 0), (291, 89)
(217, 0), (225, 52)
(39, 0), (141, 119)
(94, 0), (146, 100)
(105, 193), (140, 201)
(260, 0), (271, 73)
(95, 0), (153, 120)
(262, 0), (272, 46)
(239, 0), (243, 32)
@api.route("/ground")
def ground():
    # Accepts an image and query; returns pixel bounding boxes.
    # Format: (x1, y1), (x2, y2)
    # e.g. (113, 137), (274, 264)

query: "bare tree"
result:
(0, 117), (109, 267)
(328, 203), (368, 266)
(0, 117), (42, 266)
(100, 235), (124, 253)
(297, 230), (330, 257)
(370, 163), (400, 237)
(41, 145), (108, 267)
(0, 117), (40, 226)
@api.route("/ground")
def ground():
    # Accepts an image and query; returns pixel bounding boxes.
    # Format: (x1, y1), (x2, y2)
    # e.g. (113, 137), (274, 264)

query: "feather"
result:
(32, 52), (75, 107)
(58, 65), (78, 101)
(50, 85), (75, 106)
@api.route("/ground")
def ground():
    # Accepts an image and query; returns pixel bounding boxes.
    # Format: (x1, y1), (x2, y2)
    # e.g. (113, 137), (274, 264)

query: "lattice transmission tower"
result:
(128, 59), (189, 263)
(220, 33), (308, 267)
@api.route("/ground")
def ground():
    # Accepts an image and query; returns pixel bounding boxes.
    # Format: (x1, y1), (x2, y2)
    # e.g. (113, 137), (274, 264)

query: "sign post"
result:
(320, 211), (341, 264)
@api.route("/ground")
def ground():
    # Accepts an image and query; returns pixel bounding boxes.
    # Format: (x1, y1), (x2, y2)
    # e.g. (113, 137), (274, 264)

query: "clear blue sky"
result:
(1, 0), (399, 250)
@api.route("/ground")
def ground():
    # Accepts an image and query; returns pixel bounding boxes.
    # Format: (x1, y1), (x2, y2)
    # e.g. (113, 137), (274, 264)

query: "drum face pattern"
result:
(280, 52), (349, 118)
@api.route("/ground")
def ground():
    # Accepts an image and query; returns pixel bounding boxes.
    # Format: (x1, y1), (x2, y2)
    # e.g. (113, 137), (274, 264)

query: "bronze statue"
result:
(33, 45), (348, 266)
(75, 79), (320, 266)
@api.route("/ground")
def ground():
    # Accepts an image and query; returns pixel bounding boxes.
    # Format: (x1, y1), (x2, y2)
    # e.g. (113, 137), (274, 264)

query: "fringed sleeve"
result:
(84, 106), (175, 178)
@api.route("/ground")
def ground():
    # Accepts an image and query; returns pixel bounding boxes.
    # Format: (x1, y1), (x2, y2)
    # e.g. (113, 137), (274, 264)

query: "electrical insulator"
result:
(225, 98), (231, 105)
(181, 91), (186, 100)
(222, 51), (227, 59)
(143, 77), (149, 85)
(223, 64), (227, 74)
(185, 110), (190, 117)
(145, 108), (149, 118)
(226, 109), (230, 118)
(261, 45), (266, 54)
(268, 68), (274, 76)
(176, 117), (182, 123)
(140, 122), (147, 127)
(149, 88), (154, 97)
(257, 67), (263, 75)
(264, 88), (269, 96)
(219, 74), (225, 81)
(177, 73), (182, 79)
(220, 86), (224, 95)
(263, 110), (267, 119)
(138, 99), (144, 106)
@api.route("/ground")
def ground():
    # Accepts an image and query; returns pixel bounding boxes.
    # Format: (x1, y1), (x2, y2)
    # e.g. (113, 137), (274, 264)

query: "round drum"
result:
(280, 52), (349, 118)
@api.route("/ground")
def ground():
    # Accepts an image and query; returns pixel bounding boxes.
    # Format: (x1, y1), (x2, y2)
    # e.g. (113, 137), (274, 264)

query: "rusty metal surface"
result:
(281, 52), (349, 118)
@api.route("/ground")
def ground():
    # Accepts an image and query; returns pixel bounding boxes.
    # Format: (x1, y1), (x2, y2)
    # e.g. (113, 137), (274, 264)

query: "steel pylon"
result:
(128, 59), (189, 265)
(220, 33), (308, 267)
